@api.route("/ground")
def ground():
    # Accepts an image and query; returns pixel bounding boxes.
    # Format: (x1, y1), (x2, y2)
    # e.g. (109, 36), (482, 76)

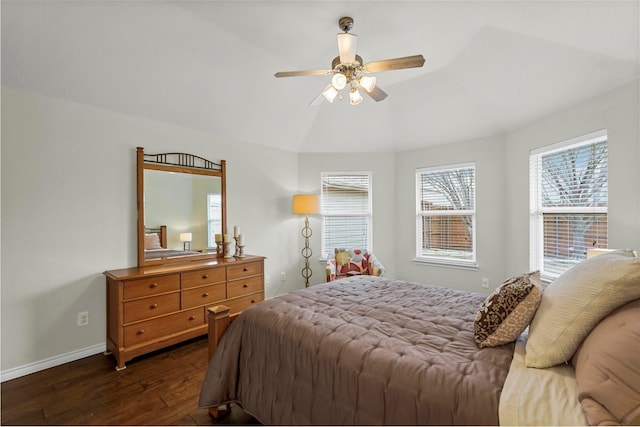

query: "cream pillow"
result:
(525, 250), (640, 368)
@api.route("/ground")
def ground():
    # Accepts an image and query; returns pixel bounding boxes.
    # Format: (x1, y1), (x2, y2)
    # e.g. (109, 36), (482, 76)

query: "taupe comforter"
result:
(199, 276), (514, 425)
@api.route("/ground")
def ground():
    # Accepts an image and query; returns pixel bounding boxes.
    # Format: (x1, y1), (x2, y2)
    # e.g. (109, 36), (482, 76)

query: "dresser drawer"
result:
(123, 308), (204, 347)
(123, 274), (180, 300)
(123, 292), (180, 324)
(225, 292), (264, 315)
(227, 276), (263, 299)
(182, 267), (226, 289)
(182, 283), (226, 309)
(227, 261), (263, 281)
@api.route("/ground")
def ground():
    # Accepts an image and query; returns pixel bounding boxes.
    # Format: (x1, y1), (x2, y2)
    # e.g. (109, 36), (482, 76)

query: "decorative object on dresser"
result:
(292, 194), (320, 287)
(179, 232), (192, 251)
(103, 147), (266, 370)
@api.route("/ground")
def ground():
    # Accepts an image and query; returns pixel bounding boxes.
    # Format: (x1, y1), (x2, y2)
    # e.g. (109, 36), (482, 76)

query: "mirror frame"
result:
(137, 147), (227, 267)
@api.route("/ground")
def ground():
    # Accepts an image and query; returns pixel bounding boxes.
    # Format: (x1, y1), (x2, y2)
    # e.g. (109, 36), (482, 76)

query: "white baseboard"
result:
(1, 342), (106, 382)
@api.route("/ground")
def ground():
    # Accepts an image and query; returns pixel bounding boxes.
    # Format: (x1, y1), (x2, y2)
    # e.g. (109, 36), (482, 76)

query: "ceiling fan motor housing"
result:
(338, 16), (354, 32)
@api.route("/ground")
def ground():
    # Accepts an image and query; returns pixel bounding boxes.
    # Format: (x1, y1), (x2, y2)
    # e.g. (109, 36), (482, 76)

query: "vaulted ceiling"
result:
(2, 1), (638, 153)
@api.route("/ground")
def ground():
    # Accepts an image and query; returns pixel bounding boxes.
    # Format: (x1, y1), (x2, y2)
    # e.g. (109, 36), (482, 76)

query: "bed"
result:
(199, 250), (640, 425)
(144, 225), (201, 259)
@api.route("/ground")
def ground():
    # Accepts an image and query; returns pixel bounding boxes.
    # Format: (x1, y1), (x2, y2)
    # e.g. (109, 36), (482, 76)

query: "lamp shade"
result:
(358, 75), (376, 92)
(349, 87), (363, 105)
(322, 85), (338, 103)
(179, 232), (192, 242)
(331, 73), (347, 90)
(337, 32), (357, 64)
(293, 194), (320, 215)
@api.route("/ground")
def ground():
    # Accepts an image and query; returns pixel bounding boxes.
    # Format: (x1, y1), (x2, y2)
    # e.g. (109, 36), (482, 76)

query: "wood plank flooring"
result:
(1, 337), (258, 425)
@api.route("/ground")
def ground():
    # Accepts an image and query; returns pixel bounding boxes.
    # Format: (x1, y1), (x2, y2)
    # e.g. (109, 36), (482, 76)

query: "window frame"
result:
(320, 171), (373, 260)
(415, 162), (477, 268)
(529, 129), (608, 281)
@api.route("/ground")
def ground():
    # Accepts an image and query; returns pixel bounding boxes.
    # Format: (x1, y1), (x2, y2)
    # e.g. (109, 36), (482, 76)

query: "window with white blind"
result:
(321, 172), (372, 258)
(530, 130), (608, 280)
(206, 193), (223, 248)
(416, 163), (476, 266)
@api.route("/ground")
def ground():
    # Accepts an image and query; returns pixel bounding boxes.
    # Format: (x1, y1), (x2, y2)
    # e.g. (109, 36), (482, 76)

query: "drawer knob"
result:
(243, 268), (249, 272)
(137, 329), (145, 335)
(251, 299), (256, 303)
(202, 292), (209, 298)
(243, 284), (249, 288)
(150, 303), (158, 309)
(189, 315), (196, 320)
(150, 283), (158, 288)
(202, 274), (209, 279)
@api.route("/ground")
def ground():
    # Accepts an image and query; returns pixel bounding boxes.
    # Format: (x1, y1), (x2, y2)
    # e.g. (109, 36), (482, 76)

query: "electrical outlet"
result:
(280, 272), (286, 281)
(481, 278), (489, 289)
(77, 311), (89, 326)
(265, 274), (271, 284)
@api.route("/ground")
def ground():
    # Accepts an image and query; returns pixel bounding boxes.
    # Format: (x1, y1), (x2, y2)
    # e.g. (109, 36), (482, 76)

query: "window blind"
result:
(416, 163), (476, 264)
(321, 173), (371, 258)
(530, 130), (608, 278)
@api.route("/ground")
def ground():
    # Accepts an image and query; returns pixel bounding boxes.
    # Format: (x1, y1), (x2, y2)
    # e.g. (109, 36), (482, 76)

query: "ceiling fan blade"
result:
(363, 55), (425, 73)
(337, 32), (358, 64)
(274, 69), (332, 78)
(358, 84), (388, 102)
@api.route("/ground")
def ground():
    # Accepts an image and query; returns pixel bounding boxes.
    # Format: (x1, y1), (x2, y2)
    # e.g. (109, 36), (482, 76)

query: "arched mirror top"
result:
(137, 147), (227, 267)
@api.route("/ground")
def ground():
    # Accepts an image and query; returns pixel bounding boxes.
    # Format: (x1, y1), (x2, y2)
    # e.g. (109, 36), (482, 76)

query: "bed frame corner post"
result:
(207, 305), (231, 362)
(206, 305), (231, 419)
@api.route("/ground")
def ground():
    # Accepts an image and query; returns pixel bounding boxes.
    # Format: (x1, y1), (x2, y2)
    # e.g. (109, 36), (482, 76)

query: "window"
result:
(206, 193), (223, 247)
(530, 130), (608, 279)
(321, 172), (372, 258)
(416, 163), (476, 266)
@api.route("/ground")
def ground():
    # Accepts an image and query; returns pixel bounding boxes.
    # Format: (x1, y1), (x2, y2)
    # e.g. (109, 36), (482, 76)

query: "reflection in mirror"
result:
(137, 147), (226, 267)
(144, 170), (223, 260)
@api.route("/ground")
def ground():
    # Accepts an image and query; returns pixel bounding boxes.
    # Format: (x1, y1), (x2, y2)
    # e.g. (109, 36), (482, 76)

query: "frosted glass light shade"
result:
(337, 32), (357, 64)
(322, 85), (338, 103)
(331, 73), (347, 90)
(349, 87), (363, 105)
(179, 233), (192, 242)
(293, 194), (320, 215)
(358, 75), (376, 92)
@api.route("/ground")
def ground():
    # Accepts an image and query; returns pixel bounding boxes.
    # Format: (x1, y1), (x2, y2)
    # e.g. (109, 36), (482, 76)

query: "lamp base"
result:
(301, 216), (313, 287)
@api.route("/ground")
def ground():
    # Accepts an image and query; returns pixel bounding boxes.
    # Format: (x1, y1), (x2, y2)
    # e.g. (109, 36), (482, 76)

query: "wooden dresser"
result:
(104, 255), (265, 370)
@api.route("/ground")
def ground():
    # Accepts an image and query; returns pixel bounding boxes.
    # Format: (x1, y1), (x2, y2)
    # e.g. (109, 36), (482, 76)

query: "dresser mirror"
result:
(137, 147), (227, 267)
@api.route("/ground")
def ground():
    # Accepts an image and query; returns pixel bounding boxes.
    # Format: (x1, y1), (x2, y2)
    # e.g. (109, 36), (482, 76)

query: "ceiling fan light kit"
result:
(274, 16), (425, 106)
(349, 87), (363, 105)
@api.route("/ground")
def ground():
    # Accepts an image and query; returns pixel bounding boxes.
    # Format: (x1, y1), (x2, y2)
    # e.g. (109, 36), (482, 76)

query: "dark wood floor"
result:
(1, 337), (258, 425)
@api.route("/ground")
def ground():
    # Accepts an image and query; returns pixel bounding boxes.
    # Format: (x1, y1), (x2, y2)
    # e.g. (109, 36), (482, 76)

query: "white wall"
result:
(394, 136), (507, 292)
(394, 79), (640, 292)
(297, 153), (397, 283)
(504, 80), (640, 274)
(1, 87), (301, 375)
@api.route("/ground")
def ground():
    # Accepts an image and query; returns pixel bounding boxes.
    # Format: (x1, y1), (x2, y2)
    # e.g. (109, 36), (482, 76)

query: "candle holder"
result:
(236, 245), (245, 258)
(215, 241), (223, 257)
(223, 241), (234, 259)
(234, 237), (240, 257)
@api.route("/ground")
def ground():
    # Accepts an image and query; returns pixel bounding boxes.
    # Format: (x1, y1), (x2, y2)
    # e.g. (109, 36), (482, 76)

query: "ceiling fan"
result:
(274, 16), (425, 106)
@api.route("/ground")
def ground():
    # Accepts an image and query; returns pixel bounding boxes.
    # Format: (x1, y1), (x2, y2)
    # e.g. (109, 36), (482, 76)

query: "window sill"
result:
(413, 258), (478, 271)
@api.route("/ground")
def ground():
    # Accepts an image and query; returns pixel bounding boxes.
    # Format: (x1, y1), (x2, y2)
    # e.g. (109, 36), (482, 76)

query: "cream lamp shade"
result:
(179, 233), (192, 242)
(293, 194), (320, 215)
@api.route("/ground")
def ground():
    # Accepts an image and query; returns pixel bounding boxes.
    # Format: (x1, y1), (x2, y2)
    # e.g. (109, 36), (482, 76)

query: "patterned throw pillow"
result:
(334, 248), (368, 276)
(474, 272), (542, 348)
